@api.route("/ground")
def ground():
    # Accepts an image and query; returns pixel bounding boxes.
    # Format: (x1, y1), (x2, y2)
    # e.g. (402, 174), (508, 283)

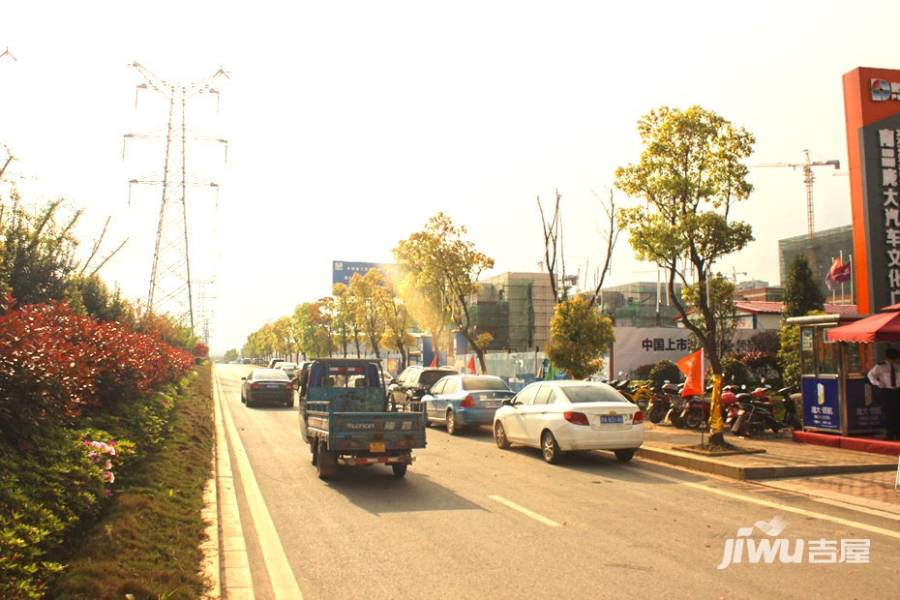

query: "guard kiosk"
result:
(787, 313), (882, 436)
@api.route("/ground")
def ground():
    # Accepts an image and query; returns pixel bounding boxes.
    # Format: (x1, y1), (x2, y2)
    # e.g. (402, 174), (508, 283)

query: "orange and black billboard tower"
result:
(843, 67), (900, 315)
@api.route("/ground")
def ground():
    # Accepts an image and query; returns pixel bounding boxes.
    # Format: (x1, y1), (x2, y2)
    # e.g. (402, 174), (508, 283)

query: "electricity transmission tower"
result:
(194, 278), (217, 346)
(124, 62), (228, 331)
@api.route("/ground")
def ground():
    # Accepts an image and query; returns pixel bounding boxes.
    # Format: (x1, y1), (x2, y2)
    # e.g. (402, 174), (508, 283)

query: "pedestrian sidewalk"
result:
(637, 424), (900, 515)
(637, 424), (899, 481)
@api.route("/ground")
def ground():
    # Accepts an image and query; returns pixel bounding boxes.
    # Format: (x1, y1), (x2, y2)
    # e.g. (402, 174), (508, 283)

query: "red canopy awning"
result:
(827, 310), (900, 343)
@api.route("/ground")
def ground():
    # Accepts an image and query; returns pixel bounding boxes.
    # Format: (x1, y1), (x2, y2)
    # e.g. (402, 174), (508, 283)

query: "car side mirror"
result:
(241, 376), (247, 381)
(503, 398), (515, 406)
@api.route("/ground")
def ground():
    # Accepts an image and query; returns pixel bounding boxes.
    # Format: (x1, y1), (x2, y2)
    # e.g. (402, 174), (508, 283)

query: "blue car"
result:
(421, 375), (515, 435)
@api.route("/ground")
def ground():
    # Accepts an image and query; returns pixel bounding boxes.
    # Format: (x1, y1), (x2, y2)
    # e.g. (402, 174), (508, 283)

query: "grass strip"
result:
(49, 363), (214, 600)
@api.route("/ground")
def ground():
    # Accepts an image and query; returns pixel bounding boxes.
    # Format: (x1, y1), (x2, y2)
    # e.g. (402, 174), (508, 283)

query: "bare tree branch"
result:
(89, 237), (128, 277)
(79, 216), (111, 276)
(589, 189), (622, 307)
(537, 190), (563, 303)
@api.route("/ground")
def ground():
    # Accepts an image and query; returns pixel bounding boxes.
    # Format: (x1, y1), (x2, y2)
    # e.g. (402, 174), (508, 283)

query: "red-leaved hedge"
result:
(0, 299), (194, 436)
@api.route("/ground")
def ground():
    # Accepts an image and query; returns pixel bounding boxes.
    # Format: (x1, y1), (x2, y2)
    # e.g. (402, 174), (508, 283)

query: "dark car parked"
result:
(388, 365), (459, 409)
(241, 368), (294, 407)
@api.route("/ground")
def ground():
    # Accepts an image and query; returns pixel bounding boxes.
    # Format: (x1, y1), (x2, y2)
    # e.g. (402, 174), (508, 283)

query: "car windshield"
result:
(420, 370), (455, 386)
(461, 376), (509, 391)
(254, 369), (289, 380)
(560, 385), (623, 403)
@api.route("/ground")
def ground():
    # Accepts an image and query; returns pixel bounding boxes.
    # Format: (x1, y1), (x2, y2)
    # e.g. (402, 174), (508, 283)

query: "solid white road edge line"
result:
(216, 369), (305, 600)
(489, 495), (561, 527)
(623, 465), (900, 542)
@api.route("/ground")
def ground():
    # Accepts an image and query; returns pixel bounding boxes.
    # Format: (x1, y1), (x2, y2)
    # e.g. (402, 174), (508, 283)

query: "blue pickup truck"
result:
(299, 359), (426, 479)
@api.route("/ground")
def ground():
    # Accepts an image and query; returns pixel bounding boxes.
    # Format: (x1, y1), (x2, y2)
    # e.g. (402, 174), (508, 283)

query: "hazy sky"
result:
(2, 1), (899, 351)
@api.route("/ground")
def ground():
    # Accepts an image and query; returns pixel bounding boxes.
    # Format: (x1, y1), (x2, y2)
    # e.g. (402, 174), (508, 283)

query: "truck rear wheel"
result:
(391, 463), (407, 478)
(316, 443), (337, 480)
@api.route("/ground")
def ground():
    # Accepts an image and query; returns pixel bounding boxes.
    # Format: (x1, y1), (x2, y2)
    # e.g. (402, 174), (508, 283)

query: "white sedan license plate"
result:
(600, 415), (624, 424)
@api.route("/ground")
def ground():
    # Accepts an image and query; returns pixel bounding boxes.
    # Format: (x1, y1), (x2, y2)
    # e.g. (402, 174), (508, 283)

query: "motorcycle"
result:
(731, 386), (785, 437)
(629, 382), (653, 412)
(679, 391), (711, 430)
(647, 382), (678, 424)
(773, 385), (802, 430)
(720, 385), (740, 428)
(663, 383), (687, 428)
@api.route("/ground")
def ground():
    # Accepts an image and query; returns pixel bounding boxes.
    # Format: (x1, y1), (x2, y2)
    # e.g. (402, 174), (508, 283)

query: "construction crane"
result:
(753, 149), (840, 239)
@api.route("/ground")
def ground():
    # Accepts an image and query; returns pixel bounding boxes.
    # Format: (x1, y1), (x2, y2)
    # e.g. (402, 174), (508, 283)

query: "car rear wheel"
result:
(541, 430), (561, 464)
(391, 463), (407, 478)
(446, 409), (458, 435)
(494, 421), (511, 449)
(614, 449), (636, 462)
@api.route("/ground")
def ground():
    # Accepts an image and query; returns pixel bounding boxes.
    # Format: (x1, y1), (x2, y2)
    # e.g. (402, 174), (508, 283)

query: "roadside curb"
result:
(636, 444), (897, 481)
(210, 369), (256, 599)
(200, 453), (220, 599)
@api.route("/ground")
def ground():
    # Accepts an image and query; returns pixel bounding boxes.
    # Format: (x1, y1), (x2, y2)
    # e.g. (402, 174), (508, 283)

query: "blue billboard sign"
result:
(332, 261), (391, 287)
(801, 376), (841, 432)
(846, 378), (886, 432)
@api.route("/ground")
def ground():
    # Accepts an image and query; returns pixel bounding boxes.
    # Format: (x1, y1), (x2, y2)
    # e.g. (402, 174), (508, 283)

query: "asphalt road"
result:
(214, 364), (900, 599)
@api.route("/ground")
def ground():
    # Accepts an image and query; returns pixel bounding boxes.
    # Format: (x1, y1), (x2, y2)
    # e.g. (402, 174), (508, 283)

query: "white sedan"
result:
(492, 380), (644, 463)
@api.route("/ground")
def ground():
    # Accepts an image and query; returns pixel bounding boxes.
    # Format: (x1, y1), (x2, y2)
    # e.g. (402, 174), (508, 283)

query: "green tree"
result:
(777, 323), (801, 388)
(546, 296), (614, 379)
(349, 270), (387, 359)
(681, 275), (738, 360)
(648, 360), (681, 389)
(783, 256), (824, 317)
(377, 277), (414, 369)
(332, 282), (360, 357)
(296, 300), (335, 359)
(0, 197), (80, 308)
(223, 348), (239, 362)
(615, 105), (755, 445)
(394, 213), (494, 373)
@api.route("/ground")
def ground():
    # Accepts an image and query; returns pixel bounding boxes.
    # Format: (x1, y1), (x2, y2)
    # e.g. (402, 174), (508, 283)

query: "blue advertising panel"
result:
(802, 376), (841, 432)
(846, 378), (886, 432)
(332, 261), (394, 286)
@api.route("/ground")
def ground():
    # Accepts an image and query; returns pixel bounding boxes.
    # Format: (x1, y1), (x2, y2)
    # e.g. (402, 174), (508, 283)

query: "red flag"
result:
(826, 257), (852, 286)
(676, 349), (704, 397)
(467, 355), (477, 374)
(429, 353), (438, 367)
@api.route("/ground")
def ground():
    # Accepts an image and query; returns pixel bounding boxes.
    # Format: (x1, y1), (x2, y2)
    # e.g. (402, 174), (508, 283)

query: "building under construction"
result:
(778, 225), (853, 303)
(470, 272), (555, 352)
(598, 281), (684, 328)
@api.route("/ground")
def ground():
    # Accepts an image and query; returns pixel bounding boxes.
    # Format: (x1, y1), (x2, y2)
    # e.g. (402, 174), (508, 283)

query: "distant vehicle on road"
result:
(268, 358), (287, 369)
(389, 365), (459, 409)
(275, 361), (299, 378)
(241, 368), (294, 408)
(492, 380), (644, 464)
(300, 359), (426, 479)
(421, 375), (514, 435)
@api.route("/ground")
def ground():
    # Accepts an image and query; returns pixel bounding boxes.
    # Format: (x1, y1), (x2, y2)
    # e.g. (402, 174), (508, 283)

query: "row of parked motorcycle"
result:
(606, 379), (802, 438)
